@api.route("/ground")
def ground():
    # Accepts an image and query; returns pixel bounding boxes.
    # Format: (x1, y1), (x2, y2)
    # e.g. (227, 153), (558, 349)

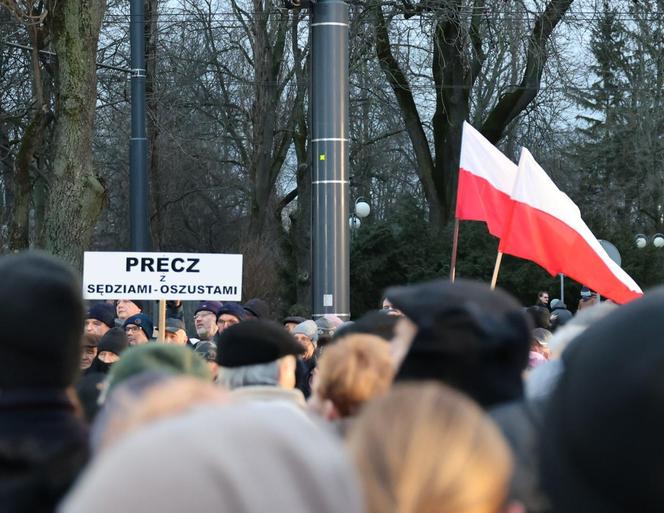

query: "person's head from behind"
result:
(530, 327), (551, 358)
(0, 251), (83, 390)
(309, 334), (394, 420)
(546, 301), (616, 361)
(526, 305), (551, 330)
(62, 400), (362, 513)
(387, 279), (531, 408)
(348, 382), (513, 513)
(215, 320), (303, 390)
(105, 344), (211, 395)
(541, 287), (664, 513)
(194, 341), (219, 381)
(94, 375), (227, 453)
(333, 310), (400, 343)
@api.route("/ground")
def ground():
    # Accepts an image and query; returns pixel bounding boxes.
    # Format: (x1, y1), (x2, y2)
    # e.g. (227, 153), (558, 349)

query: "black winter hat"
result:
(217, 303), (249, 322)
(194, 301), (223, 316)
(541, 287), (664, 513)
(216, 320), (302, 368)
(86, 302), (116, 328)
(115, 299), (145, 311)
(334, 310), (399, 342)
(124, 313), (154, 341)
(0, 251), (83, 389)
(98, 327), (129, 356)
(283, 316), (306, 326)
(389, 279), (531, 408)
(243, 298), (271, 319)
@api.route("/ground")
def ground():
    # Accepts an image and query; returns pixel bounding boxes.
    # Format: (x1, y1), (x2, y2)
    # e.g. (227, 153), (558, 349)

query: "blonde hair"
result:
(314, 334), (394, 417)
(347, 382), (512, 513)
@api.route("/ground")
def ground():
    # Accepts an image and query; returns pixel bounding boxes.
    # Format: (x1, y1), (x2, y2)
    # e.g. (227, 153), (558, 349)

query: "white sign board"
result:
(83, 251), (243, 301)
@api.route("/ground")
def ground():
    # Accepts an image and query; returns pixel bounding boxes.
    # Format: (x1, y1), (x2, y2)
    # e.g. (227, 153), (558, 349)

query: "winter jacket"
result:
(0, 389), (89, 513)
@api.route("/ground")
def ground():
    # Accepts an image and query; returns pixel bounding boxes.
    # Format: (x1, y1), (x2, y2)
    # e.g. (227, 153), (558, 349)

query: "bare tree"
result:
(372, 0), (574, 226)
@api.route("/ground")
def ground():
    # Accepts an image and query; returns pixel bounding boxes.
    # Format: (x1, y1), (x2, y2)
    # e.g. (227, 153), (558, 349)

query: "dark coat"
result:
(0, 389), (89, 513)
(490, 398), (550, 513)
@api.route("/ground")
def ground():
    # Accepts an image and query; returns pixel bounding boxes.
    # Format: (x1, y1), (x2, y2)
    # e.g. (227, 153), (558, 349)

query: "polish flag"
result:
(499, 148), (642, 304)
(456, 122), (518, 237)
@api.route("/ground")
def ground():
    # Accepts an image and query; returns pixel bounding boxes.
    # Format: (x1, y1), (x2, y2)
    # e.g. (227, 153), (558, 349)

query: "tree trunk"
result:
(373, 0), (574, 225)
(431, 11), (471, 224)
(41, 0), (107, 268)
(9, 110), (49, 250)
(373, 3), (442, 226)
(0, 108), (13, 249)
(9, 24), (52, 250)
(247, 0), (289, 237)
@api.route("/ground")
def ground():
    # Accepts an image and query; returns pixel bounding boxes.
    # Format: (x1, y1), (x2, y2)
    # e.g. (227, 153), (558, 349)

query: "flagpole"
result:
(450, 218), (460, 282)
(490, 251), (503, 290)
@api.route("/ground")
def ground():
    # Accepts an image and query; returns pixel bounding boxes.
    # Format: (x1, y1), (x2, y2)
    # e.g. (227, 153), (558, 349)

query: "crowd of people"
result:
(1, 250), (662, 513)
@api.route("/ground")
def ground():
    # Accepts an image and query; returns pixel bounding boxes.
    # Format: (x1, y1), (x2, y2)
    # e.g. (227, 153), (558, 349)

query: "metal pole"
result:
(311, 0), (350, 320)
(130, 0), (150, 252)
(559, 273), (564, 304)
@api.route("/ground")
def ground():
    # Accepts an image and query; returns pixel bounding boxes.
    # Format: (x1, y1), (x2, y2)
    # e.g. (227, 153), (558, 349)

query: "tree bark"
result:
(10, 109), (51, 250)
(290, 15), (311, 310)
(247, 0), (290, 237)
(8, 21), (52, 250)
(41, 0), (107, 268)
(0, 108), (14, 248)
(373, 3), (442, 225)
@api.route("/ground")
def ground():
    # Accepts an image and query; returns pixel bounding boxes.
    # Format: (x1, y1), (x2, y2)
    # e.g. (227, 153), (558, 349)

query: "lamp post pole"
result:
(310, 0), (350, 320)
(130, 0), (150, 252)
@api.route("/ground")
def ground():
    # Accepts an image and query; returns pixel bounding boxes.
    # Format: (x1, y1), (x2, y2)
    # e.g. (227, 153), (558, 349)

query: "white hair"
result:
(217, 361), (280, 390)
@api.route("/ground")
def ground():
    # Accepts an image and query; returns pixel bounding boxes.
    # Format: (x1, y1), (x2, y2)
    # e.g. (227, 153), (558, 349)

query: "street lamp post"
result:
(129, 0), (150, 252)
(310, 0), (350, 320)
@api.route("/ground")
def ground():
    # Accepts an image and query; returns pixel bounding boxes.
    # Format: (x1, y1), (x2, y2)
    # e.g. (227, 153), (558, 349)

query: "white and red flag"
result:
(456, 121), (518, 237)
(498, 148), (642, 304)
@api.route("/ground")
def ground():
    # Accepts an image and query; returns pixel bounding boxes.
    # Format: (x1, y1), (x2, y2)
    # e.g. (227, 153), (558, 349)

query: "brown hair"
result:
(82, 332), (101, 348)
(347, 382), (513, 513)
(313, 334), (394, 417)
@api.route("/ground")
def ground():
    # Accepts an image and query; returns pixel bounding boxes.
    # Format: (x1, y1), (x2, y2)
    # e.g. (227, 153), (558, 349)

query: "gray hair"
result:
(217, 361), (280, 390)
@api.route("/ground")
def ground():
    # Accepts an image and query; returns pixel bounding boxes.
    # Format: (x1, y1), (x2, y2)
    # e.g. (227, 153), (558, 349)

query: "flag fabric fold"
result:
(456, 122), (518, 238)
(498, 148), (642, 304)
